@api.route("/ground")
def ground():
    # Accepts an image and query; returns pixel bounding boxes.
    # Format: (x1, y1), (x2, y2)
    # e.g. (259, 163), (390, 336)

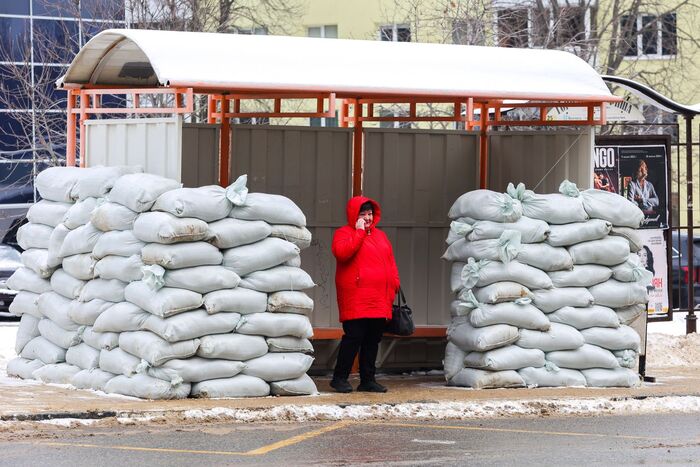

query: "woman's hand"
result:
(355, 218), (366, 230)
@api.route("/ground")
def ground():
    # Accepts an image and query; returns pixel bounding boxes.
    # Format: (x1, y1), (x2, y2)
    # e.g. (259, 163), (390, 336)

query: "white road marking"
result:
(411, 439), (457, 445)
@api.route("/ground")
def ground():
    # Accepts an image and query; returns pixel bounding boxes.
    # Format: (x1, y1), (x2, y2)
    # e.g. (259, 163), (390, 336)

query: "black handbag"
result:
(385, 287), (415, 336)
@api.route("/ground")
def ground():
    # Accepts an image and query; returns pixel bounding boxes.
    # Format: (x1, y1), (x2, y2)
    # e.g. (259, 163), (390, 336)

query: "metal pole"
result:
(219, 96), (231, 187)
(686, 114), (697, 333)
(352, 100), (363, 196)
(479, 103), (488, 189)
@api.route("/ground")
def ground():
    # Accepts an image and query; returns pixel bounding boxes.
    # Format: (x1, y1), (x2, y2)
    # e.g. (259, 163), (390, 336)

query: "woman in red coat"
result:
(330, 196), (400, 393)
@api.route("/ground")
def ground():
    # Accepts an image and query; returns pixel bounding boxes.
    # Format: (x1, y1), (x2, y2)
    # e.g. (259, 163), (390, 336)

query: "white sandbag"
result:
(151, 265), (240, 294)
(63, 197), (99, 229)
(66, 343), (100, 369)
(95, 255), (144, 282)
(223, 238), (300, 277)
(60, 223), (103, 257)
(6, 267), (51, 294)
(448, 190), (522, 222)
(37, 292), (80, 330)
(75, 165), (141, 200)
(6, 357), (43, 379)
(469, 301), (550, 331)
(284, 255), (299, 268)
(21, 249), (57, 278)
(242, 352), (314, 382)
(191, 375), (270, 398)
(442, 237), (508, 263)
(266, 337), (314, 354)
(581, 367), (640, 387)
(9, 291), (41, 318)
(152, 185), (231, 222)
(62, 254), (97, 280)
(461, 259), (553, 290)
(615, 304), (646, 326)
(269, 224), (312, 250)
(546, 219), (612, 247)
(104, 374), (191, 399)
(531, 288), (594, 313)
(518, 366), (586, 387)
(589, 279), (648, 308)
(118, 331), (200, 367)
(546, 344), (619, 369)
(448, 368), (525, 389)
(197, 334), (268, 361)
(32, 363), (81, 384)
(567, 236), (630, 266)
(92, 230), (145, 259)
(81, 326), (119, 350)
(267, 291), (313, 315)
(236, 312), (313, 339)
(35, 166), (84, 202)
(27, 200), (71, 227)
(17, 222), (53, 250)
(580, 189), (644, 228)
(67, 299), (113, 326)
(15, 314), (40, 354)
(447, 318), (519, 352)
(230, 192), (306, 227)
(108, 173), (182, 213)
(78, 278), (127, 303)
(50, 269), (86, 300)
(38, 318), (81, 349)
(93, 302), (150, 333)
(467, 217), (549, 243)
(91, 202), (139, 232)
(142, 310), (241, 343)
(71, 368), (115, 391)
(203, 288), (268, 315)
(517, 243), (573, 272)
(206, 218), (272, 249)
(124, 281), (202, 318)
(614, 349), (638, 369)
(270, 374), (318, 396)
(443, 341), (467, 381)
(142, 242), (222, 269)
(580, 325), (641, 352)
(609, 227), (643, 253)
(99, 348), (142, 376)
(133, 212), (208, 244)
(473, 282), (532, 304)
(548, 305), (620, 330)
(47, 224), (70, 267)
(450, 262), (466, 293)
(238, 265), (315, 292)
(611, 256), (653, 284)
(507, 183), (588, 224)
(548, 265), (612, 288)
(516, 323), (584, 351)
(464, 346), (545, 371)
(20, 336), (66, 364)
(148, 358), (246, 385)
(450, 299), (471, 317)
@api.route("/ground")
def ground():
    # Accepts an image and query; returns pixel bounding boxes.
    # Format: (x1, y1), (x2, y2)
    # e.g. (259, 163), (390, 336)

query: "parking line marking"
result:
(245, 420), (351, 455)
(411, 439), (457, 445)
(39, 442), (247, 456)
(369, 421), (660, 441)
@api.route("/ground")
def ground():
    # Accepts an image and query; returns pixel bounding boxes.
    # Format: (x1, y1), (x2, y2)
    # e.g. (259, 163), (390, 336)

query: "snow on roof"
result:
(59, 29), (616, 102)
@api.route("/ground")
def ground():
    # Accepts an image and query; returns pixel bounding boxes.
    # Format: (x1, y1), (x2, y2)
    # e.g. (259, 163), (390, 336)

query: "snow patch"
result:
(38, 418), (98, 427)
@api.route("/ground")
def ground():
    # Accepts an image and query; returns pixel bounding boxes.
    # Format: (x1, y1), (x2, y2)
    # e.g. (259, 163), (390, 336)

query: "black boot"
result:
(357, 381), (387, 393)
(330, 378), (353, 393)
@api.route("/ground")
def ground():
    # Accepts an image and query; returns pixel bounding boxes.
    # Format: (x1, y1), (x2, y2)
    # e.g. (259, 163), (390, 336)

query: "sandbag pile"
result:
(443, 181), (649, 389)
(7, 169), (318, 399)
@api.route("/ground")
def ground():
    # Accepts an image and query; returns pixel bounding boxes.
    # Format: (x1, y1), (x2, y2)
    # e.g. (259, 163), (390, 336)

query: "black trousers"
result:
(333, 318), (386, 383)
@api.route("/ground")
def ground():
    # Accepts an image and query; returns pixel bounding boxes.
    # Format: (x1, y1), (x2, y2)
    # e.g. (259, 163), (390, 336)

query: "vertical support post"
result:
(338, 99), (347, 128)
(479, 103), (489, 189)
(352, 100), (364, 196)
(207, 95), (216, 124)
(79, 90), (88, 167)
(686, 114), (697, 333)
(219, 95), (231, 188)
(66, 90), (77, 167)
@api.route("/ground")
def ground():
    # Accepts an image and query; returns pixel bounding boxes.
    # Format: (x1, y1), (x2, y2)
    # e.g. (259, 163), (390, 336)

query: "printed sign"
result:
(593, 146), (620, 194)
(636, 229), (669, 318)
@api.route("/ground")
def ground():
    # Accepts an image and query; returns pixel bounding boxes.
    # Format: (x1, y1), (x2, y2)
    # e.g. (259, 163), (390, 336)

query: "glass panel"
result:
(324, 25), (338, 38)
(497, 9), (528, 48)
(81, 0), (125, 21)
(33, 19), (80, 63)
(641, 15), (657, 55)
(531, 8), (551, 47)
(396, 27), (411, 42)
(380, 26), (393, 41)
(0, 1), (30, 15)
(661, 13), (677, 55)
(620, 15), (637, 56)
(308, 26), (321, 38)
(0, 162), (34, 204)
(309, 117), (323, 127)
(0, 18), (30, 62)
(557, 7), (585, 45)
(0, 113), (27, 151)
(33, 65), (66, 108)
(32, 0), (79, 18)
(0, 64), (31, 109)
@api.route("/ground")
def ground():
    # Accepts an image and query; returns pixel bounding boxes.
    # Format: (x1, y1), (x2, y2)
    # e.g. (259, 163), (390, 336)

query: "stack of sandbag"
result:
(442, 181), (648, 389)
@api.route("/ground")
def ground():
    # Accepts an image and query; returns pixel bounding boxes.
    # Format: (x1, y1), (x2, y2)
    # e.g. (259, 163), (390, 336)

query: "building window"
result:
(497, 9), (528, 48)
(452, 18), (485, 45)
(497, 6), (590, 49)
(236, 27), (268, 35)
(380, 24), (410, 42)
(308, 25), (337, 38)
(622, 13), (676, 58)
(310, 111), (338, 128)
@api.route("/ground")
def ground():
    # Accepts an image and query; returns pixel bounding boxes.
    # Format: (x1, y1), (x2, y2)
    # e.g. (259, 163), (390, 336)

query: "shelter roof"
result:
(59, 29), (617, 103)
(603, 75), (700, 116)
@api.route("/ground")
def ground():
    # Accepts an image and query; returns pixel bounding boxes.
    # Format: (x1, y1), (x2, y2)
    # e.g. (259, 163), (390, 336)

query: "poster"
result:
(618, 145), (668, 229)
(636, 229), (669, 318)
(592, 145), (619, 194)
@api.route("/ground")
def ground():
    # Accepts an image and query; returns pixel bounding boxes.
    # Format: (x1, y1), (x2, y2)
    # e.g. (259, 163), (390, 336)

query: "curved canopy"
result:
(603, 75), (700, 116)
(59, 28), (617, 102)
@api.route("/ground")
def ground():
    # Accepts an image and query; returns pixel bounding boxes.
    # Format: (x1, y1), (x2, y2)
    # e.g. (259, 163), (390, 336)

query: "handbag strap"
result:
(395, 286), (406, 306)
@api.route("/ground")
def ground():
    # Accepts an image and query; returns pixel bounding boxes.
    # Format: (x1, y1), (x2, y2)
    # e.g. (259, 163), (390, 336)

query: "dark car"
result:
(0, 243), (22, 319)
(670, 231), (700, 310)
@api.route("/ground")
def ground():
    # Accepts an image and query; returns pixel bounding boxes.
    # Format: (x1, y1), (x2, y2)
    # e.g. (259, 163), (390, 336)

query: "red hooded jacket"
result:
(332, 196), (400, 322)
